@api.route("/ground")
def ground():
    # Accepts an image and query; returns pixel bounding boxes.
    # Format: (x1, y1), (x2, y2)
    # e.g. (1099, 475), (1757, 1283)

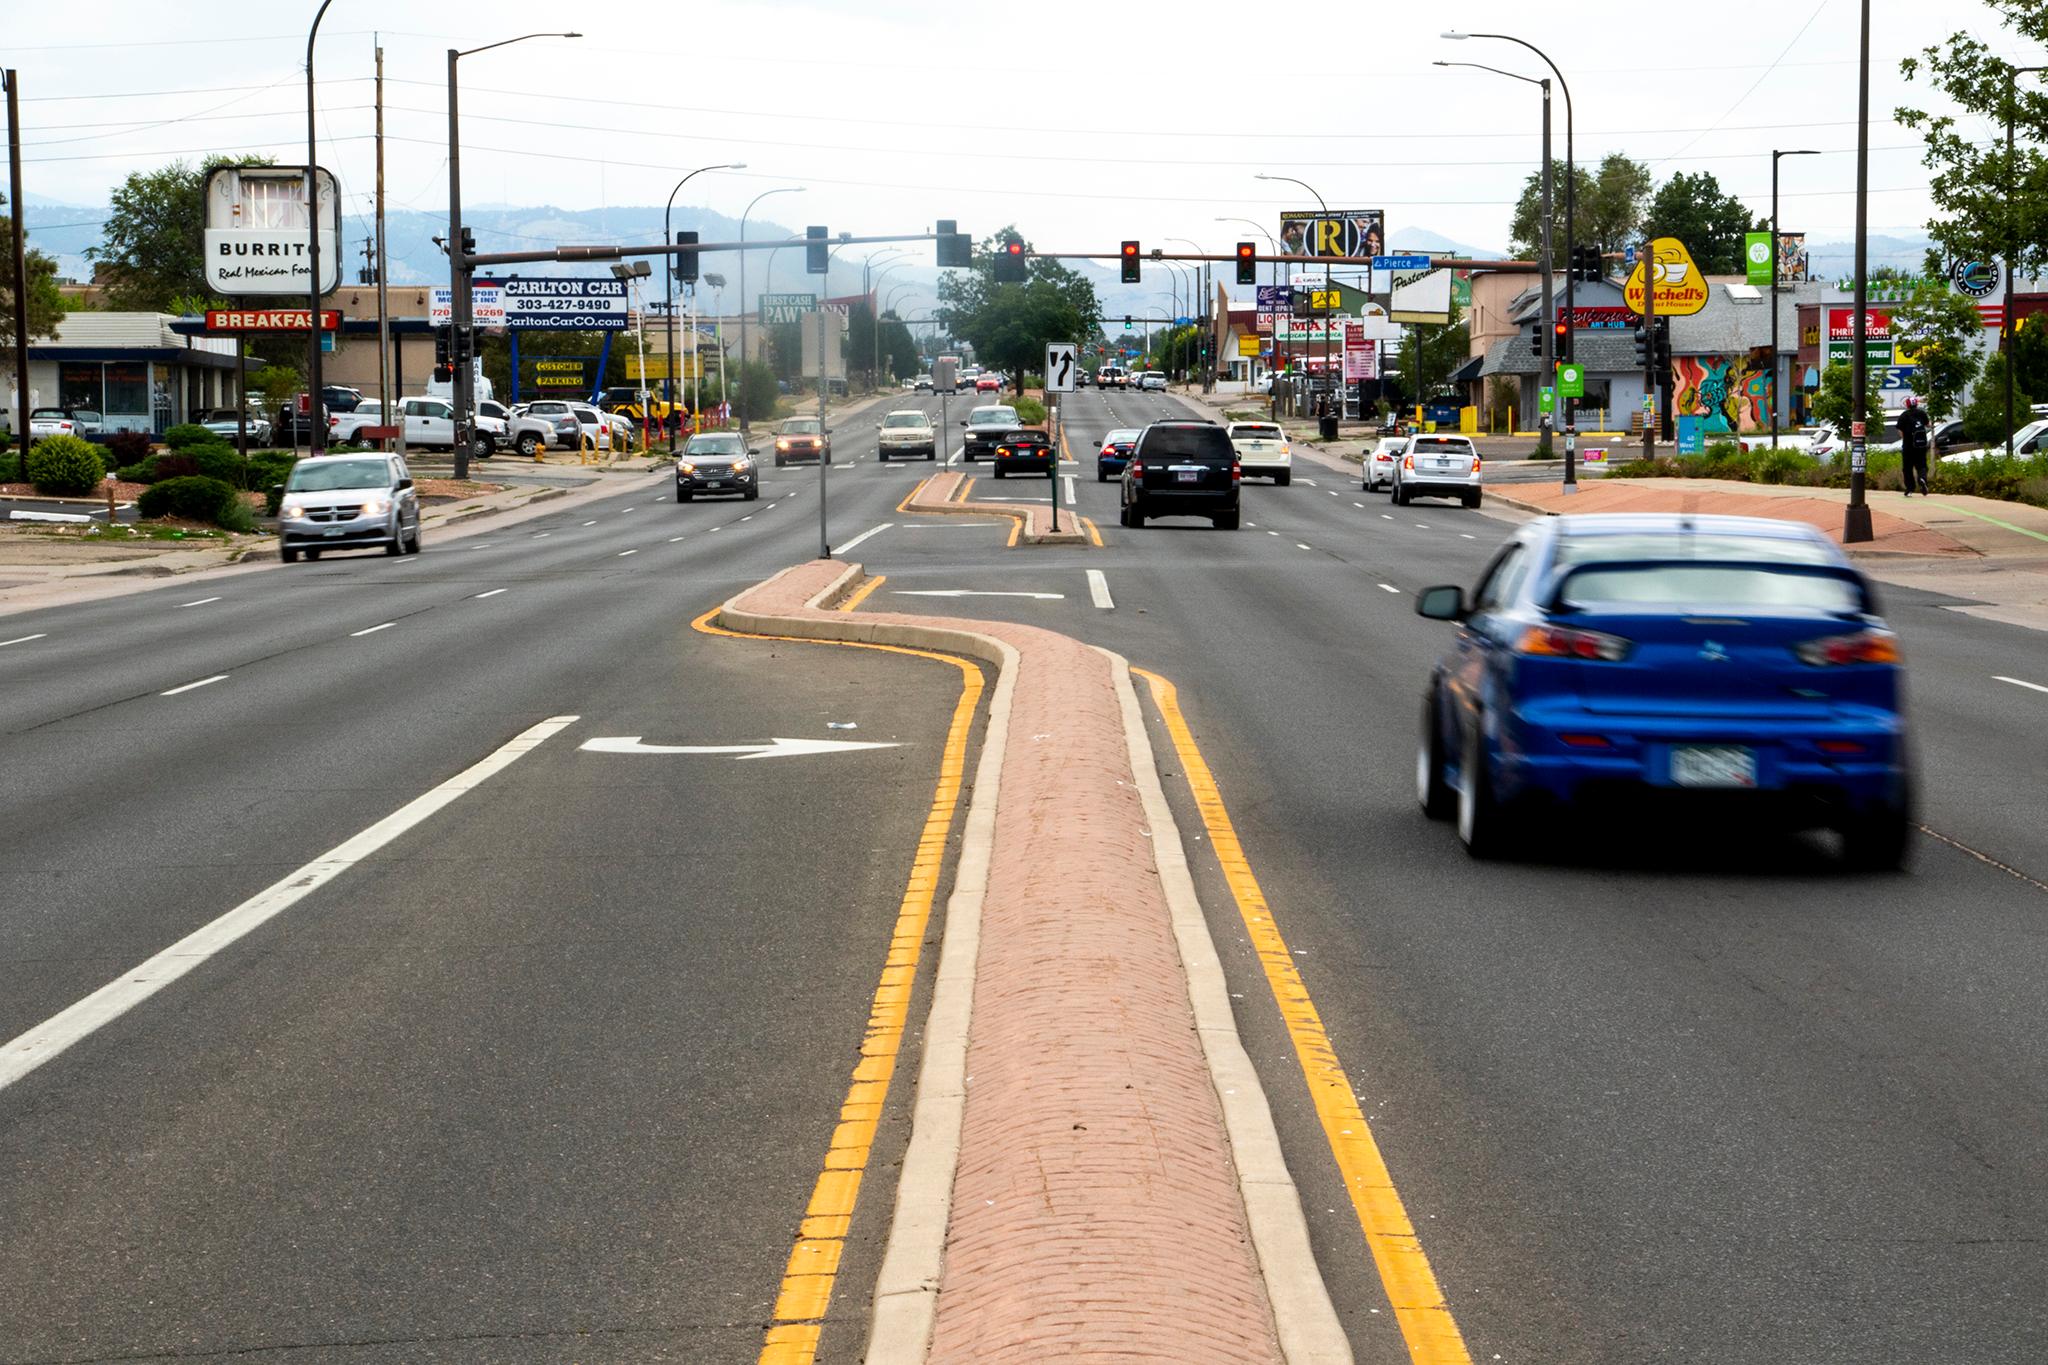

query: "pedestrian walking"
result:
(1898, 396), (1931, 496)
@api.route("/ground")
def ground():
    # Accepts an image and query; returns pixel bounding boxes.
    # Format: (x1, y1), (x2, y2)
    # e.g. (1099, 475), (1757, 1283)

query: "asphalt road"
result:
(6, 383), (2047, 1362)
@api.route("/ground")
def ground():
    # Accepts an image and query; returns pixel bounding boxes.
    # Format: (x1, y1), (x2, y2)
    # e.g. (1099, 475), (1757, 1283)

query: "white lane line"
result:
(1246, 521), (1258, 527)
(1063, 474), (1077, 506)
(474, 588), (506, 599)
(668, 535), (687, 543)
(0, 634), (47, 648)
(1996, 675), (2048, 695)
(1328, 490), (1339, 497)
(160, 674), (228, 696)
(1415, 523), (1430, 529)
(1087, 569), (1114, 609)
(178, 596), (223, 608)
(1300, 478), (1319, 487)
(617, 549), (639, 557)
(762, 502), (777, 511)
(1460, 533), (1476, 540)
(621, 506), (636, 512)
(350, 622), (396, 637)
(837, 523), (893, 554)
(740, 514), (754, 522)
(531, 531), (550, 538)
(1382, 514), (1395, 521)
(1296, 543), (1313, 550)
(468, 543), (492, 550)
(0, 715), (581, 1093)
(582, 520), (598, 527)
(1378, 583), (1401, 594)
(711, 526), (722, 532)
(1267, 530), (1280, 536)
(1354, 502), (1366, 509)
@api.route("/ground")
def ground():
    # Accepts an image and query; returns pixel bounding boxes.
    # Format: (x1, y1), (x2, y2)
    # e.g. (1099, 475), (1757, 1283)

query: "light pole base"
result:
(1560, 481), (1578, 495)
(1843, 503), (1874, 544)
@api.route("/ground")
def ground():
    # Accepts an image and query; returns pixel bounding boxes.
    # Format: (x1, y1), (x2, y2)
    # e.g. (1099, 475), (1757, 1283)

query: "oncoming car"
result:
(877, 409), (937, 462)
(675, 432), (758, 501)
(277, 454), (421, 562)
(775, 417), (831, 466)
(1413, 514), (1912, 868)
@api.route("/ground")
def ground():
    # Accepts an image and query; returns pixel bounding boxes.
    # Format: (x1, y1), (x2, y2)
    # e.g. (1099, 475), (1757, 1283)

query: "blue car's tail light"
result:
(1795, 628), (1900, 666)
(1514, 624), (1633, 662)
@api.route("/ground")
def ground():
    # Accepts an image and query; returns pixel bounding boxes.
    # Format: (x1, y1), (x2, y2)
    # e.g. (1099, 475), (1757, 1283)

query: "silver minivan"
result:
(277, 454), (422, 562)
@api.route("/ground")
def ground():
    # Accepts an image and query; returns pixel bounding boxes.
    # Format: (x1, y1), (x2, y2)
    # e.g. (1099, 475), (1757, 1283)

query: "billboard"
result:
(202, 164), (340, 296)
(430, 286), (507, 328)
(1777, 232), (1808, 283)
(493, 277), (629, 330)
(1279, 210), (1386, 261)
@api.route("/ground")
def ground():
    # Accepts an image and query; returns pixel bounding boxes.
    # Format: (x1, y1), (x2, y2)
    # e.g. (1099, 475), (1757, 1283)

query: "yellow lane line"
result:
(1132, 666), (1474, 1365)
(895, 477), (932, 516)
(1082, 515), (1104, 547)
(692, 605), (983, 1365)
(838, 574), (887, 613)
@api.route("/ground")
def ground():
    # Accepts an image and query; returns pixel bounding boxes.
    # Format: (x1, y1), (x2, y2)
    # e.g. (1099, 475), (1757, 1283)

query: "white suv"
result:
(1392, 434), (1483, 508)
(878, 409), (937, 461)
(1225, 421), (1291, 485)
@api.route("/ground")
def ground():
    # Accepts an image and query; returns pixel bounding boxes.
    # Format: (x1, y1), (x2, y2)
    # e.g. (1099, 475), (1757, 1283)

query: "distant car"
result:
(775, 416), (831, 466)
(1364, 436), (1408, 492)
(1413, 513), (1912, 869)
(1392, 433), (1482, 508)
(1097, 427), (1140, 481)
(1930, 417), (1968, 454)
(29, 407), (102, 439)
(276, 453), (421, 562)
(328, 399), (388, 444)
(675, 431), (758, 501)
(1098, 366), (1129, 390)
(878, 409), (938, 462)
(960, 404), (1022, 462)
(1120, 419), (1239, 529)
(914, 374), (934, 392)
(319, 385), (365, 414)
(198, 408), (270, 445)
(993, 428), (1056, 478)
(975, 373), (1001, 393)
(1138, 371), (1168, 392)
(1226, 420), (1292, 485)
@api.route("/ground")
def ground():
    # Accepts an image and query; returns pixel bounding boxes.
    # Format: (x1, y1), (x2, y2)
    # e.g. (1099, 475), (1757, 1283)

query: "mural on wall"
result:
(1673, 351), (1771, 432)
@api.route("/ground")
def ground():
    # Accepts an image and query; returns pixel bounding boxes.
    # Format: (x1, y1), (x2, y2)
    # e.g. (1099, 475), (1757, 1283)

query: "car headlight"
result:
(776, 439), (791, 449)
(677, 461), (696, 475)
(731, 458), (752, 472)
(281, 503), (306, 519)
(359, 497), (391, 517)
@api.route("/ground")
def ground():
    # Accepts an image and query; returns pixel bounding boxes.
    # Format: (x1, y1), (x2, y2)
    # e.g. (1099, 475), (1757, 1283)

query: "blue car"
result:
(1414, 514), (1912, 868)
(1096, 427), (1140, 482)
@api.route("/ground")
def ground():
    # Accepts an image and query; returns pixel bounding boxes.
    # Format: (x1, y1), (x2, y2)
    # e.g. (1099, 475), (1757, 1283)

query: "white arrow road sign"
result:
(893, 590), (1066, 599)
(579, 737), (902, 760)
(1045, 342), (1078, 393)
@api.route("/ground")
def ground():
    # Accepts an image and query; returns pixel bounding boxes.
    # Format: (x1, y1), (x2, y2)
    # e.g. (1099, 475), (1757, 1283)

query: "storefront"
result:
(10, 313), (238, 436)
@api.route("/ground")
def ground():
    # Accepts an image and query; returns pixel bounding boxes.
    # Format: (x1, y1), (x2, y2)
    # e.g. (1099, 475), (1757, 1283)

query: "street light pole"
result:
(1844, 0), (1874, 544)
(1770, 149), (1820, 450)
(1257, 173), (1332, 419)
(869, 262), (909, 386)
(859, 249), (908, 389)
(305, 0), (337, 456)
(738, 186), (803, 438)
(663, 162), (744, 454)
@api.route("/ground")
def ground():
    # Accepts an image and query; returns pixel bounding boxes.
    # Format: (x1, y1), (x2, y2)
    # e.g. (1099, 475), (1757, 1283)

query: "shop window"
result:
(59, 362), (101, 412)
(104, 362), (149, 418)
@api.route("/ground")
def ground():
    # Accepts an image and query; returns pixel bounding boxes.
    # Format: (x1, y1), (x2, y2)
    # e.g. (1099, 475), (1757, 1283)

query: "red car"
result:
(975, 374), (1001, 393)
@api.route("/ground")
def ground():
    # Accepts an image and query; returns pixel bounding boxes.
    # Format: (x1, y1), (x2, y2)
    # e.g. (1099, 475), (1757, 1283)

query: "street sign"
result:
(759, 292), (817, 326)
(1623, 237), (1708, 316)
(1624, 244), (1639, 269)
(1557, 363), (1585, 398)
(1372, 253), (1431, 271)
(1045, 342), (1078, 393)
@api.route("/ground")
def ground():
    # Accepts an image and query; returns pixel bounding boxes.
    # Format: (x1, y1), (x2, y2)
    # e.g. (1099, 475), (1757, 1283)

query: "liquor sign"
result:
(204, 309), (340, 331)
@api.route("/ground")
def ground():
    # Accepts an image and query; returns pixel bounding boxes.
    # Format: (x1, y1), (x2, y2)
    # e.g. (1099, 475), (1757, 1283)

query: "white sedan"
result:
(1943, 418), (2048, 463)
(28, 407), (102, 439)
(1363, 436), (1407, 492)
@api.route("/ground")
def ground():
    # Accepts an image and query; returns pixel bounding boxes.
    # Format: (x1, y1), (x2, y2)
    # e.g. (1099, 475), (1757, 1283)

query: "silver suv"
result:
(878, 409), (937, 461)
(1392, 434), (1483, 508)
(278, 454), (421, 562)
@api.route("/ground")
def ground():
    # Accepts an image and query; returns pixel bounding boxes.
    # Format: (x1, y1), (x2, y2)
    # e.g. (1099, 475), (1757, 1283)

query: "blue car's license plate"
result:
(1671, 745), (1757, 788)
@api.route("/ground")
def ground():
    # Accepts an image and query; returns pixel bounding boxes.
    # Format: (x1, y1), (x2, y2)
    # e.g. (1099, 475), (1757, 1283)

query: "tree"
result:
(1810, 361), (1887, 441)
(1898, 5), (2048, 281)
(1962, 352), (2033, 444)
(86, 154), (273, 312)
(0, 195), (66, 351)
(1508, 153), (1653, 266)
(936, 226), (1100, 394)
(252, 363), (301, 416)
(1887, 278), (1983, 418)
(878, 312), (918, 380)
(843, 302), (918, 386)
(1640, 170), (1760, 275)
(733, 360), (779, 423)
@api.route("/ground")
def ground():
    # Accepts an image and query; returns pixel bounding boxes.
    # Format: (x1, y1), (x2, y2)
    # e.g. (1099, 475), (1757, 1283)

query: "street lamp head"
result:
(703, 273), (725, 289)
(1441, 29), (1469, 39)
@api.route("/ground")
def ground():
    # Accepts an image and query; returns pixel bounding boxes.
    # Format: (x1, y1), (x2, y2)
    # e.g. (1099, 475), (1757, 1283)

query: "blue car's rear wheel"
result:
(1456, 723), (1509, 858)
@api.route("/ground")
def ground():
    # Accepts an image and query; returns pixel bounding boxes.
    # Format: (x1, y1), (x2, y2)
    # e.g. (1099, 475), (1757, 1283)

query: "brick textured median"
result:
(725, 562), (1282, 1364)
(1497, 480), (1971, 556)
(904, 471), (1090, 545)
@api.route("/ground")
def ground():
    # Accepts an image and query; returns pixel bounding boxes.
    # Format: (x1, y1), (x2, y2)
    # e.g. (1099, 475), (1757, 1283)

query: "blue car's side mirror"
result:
(1416, 585), (1467, 621)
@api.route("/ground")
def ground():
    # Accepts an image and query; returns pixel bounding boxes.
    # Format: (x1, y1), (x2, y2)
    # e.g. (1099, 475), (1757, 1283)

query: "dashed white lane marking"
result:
(1382, 514), (1395, 521)
(1296, 543), (1313, 550)
(1415, 523), (1430, 529)
(1354, 502), (1366, 509)
(0, 714), (581, 1093)
(617, 549), (639, 557)
(1996, 675), (2048, 695)
(178, 597), (222, 608)
(468, 543), (492, 550)
(1267, 530), (1280, 536)
(474, 589), (507, 599)
(532, 531), (550, 538)
(837, 523), (892, 554)
(710, 526), (722, 532)
(0, 634), (47, 648)
(1328, 490), (1339, 497)
(1300, 478), (1319, 487)
(1460, 533), (1476, 540)
(582, 520), (598, 527)
(1378, 583), (1401, 594)
(740, 515), (753, 522)
(622, 506), (636, 513)
(350, 622), (396, 637)
(160, 674), (228, 696)
(669, 536), (687, 543)
(1086, 569), (1114, 609)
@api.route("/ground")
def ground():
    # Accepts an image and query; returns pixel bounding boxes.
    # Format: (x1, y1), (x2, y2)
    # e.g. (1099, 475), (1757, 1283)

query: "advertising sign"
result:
(1555, 306), (1636, 330)
(493, 277), (628, 330)
(1827, 307), (1892, 341)
(1623, 237), (1708, 316)
(430, 286), (507, 328)
(1237, 336), (1263, 357)
(1950, 258), (2001, 298)
(1745, 232), (1774, 286)
(1342, 324), (1377, 381)
(1390, 268), (1452, 325)
(1273, 318), (1349, 344)
(759, 292), (817, 326)
(1256, 284), (1292, 311)
(203, 309), (340, 331)
(1777, 232), (1808, 282)
(528, 357), (596, 390)
(202, 164), (341, 297)
(1279, 210), (1386, 260)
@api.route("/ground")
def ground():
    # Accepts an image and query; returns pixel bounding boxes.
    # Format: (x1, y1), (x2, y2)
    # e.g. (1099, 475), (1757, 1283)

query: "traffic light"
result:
(1553, 318), (1569, 358)
(995, 236), (1028, 283)
(676, 230), (699, 284)
(457, 226), (475, 265)
(1123, 315), (1132, 330)
(1528, 322), (1545, 358)
(1570, 244), (1603, 283)
(1632, 322), (1651, 367)
(433, 326), (452, 382)
(1652, 316), (1673, 372)
(1121, 240), (1141, 284)
(806, 225), (828, 274)
(936, 220), (971, 268)
(1235, 241), (1257, 286)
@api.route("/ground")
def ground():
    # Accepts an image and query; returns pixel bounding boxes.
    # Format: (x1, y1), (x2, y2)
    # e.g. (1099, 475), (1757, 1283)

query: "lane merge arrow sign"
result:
(579, 737), (902, 760)
(1045, 342), (1078, 393)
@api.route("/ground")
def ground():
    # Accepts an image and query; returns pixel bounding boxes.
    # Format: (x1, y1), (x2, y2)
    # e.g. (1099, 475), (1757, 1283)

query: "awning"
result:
(1446, 355), (1483, 385)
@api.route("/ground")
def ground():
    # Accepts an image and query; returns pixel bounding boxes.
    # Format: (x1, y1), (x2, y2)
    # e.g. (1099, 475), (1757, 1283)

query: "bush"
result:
(1701, 440), (1742, 463)
(137, 475), (247, 529)
(1013, 396), (1048, 425)
(106, 430), (151, 468)
(26, 433), (107, 495)
(250, 453), (297, 514)
(161, 423), (217, 451)
(1746, 447), (1819, 485)
(185, 442), (248, 488)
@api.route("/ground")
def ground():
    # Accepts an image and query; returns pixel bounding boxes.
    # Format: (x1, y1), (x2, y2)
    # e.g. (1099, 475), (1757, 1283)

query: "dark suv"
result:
(1120, 421), (1240, 529)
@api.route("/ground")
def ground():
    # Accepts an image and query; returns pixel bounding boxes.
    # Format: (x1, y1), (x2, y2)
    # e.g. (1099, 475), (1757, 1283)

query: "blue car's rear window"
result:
(1558, 564), (1862, 614)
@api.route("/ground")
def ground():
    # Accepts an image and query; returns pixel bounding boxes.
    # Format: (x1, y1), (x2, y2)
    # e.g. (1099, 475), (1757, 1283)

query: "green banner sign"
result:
(1557, 363), (1585, 398)
(1745, 232), (1774, 286)
(1538, 386), (1556, 414)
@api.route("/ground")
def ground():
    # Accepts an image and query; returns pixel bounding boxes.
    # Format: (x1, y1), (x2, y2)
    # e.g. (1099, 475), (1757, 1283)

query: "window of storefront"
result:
(59, 362), (101, 411)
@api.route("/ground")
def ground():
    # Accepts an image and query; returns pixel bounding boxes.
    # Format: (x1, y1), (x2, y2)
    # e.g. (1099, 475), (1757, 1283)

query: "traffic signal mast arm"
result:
(460, 230), (962, 270)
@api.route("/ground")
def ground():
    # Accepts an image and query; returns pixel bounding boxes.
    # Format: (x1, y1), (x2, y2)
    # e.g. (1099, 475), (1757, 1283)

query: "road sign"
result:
(1623, 237), (1708, 316)
(1372, 254), (1431, 271)
(759, 292), (817, 325)
(1539, 387), (1556, 414)
(1046, 342), (1079, 393)
(1557, 363), (1585, 398)
(1624, 244), (1639, 269)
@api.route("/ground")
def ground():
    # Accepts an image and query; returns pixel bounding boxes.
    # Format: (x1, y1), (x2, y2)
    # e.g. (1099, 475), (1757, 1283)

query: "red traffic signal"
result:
(1235, 241), (1257, 285)
(995, 236), (1029, 282)
(1120, 239), (1141, 284)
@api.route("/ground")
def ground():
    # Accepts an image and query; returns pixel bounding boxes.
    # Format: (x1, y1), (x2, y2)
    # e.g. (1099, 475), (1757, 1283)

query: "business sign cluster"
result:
(1554, 306), (1636, 331)
(1278, 210), (1386, 260)
(430, 278), (626, 329)
(201, 164), (341, 296)
(204, 309), (340, 332)
(1824, 307), (1919, 368)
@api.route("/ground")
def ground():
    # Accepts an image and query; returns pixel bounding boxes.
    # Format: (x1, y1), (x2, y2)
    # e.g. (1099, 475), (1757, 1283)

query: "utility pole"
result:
(5, 69), (29, 483)
(1844, 0), (1874, 543)
(1642, 241), (1659, 462)
(446, 46), (473, 478)
(1538, 78), (1554, 452)
(374, 39), (391, 443)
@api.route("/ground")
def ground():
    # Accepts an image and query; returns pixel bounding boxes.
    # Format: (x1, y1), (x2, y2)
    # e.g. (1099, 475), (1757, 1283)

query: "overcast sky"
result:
(5, 0), (2038, 269)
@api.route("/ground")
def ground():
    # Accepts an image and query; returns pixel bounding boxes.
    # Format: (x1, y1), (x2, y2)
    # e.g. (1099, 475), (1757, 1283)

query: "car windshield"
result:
(1106, 429), (1139, 443)
(884, 414), (929, 428)
(1554, 532), (1839, 570)
(687, 437), (745, 456)
(1412, 438), (1472, 454)
(783, 420), (822, 434)
(970, 408), (1019, 425)
(32, 408), (71, 418)
(285, 458), (390, 492)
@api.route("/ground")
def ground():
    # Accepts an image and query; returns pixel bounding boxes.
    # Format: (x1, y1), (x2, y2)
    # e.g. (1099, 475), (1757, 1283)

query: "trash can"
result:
(1319, 413), (1339, 441)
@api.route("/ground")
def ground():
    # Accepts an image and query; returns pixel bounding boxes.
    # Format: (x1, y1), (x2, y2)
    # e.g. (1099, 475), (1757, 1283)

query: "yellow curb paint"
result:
(896, 478), (931, 516)
(694, 605), (982, 1365)
(1134, 665), (1474, 1365)
(839, 574), (886, 612)
(1082, 515), (1104, 547)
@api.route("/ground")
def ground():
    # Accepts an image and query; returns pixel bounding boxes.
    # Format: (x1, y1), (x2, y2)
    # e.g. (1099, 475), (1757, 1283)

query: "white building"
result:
(7, 312), (240, 435)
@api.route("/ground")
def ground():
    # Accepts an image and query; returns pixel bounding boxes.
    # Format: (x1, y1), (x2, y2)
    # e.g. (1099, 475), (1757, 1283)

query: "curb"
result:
(902, 471), (1089, 546)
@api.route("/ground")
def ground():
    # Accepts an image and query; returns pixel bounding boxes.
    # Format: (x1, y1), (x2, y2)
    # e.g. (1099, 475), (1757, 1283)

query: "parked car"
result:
(1943, 417), (2048, 463)
(1392, 433), (1483, 508)
(992, 428), (1056, 479)
(1096, 427), (1141, 482)
(393, 396), (494, 458)
(675, 431), (759, 501)
(509, 405), (578, 457)
(774, 416), (831, 466)
(328, 399), (387, 444)
(276, 453), (422, 562)
(1120, 420), (1239, 529)
(878, 409), (938, 461)
(319, 385), (365, 414)
(198, 408), (270, 445)
(593, 407), (638, 453)
(29, 407), (105, 440)
(517, 400), (592, 451)
(1226, 420), (1292, 485)
(1413, 513), (1912, 868)
(960, 405), (1022, 462)
(272, 403), (331, 446)
(1364, 436), (1408, 492)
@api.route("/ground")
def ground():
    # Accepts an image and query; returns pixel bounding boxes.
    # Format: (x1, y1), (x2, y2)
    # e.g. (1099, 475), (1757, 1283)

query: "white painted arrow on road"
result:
(893, 590), (1065, 599)
(579, 736), (902, 760)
